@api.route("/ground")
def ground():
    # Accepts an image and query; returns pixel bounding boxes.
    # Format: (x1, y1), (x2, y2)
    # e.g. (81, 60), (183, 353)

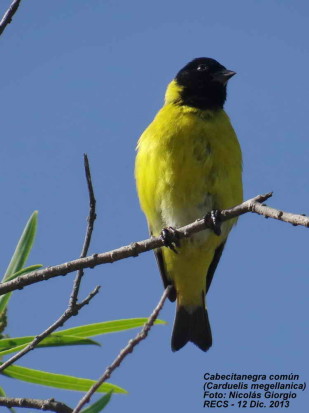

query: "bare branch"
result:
(0, 397), (72, 413)
(0, 192), (308, 297)
(243, 199), (309, 226)
(0, 155), (99, 373)
(69, 154), (97, 308)
(0, 286), (100, 373)
(72, 286), (172, 413)
(0, 0), (22, 36)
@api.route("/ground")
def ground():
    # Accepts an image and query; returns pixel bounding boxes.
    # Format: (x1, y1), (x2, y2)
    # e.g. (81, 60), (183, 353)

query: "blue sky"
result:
(0, 0), (308, 412)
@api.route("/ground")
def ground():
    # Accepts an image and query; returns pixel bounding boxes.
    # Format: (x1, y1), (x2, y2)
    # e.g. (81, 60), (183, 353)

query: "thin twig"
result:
(0, 155), (99, 373)
(73, 286), (172, 413)
(0, 0), (22, 36)
(0, 192), (308, 297)
(0, 286), (100, 373)
(69, 154), (97, 308)
(0, 396), (72, 413)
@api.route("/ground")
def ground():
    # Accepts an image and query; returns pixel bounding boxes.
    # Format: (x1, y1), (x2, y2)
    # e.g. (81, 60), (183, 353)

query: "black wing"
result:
(154, 248), (177, 302)
(205, 242), (226, 294)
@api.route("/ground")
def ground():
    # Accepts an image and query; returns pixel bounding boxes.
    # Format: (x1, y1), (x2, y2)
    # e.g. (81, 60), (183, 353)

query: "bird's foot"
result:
(160, 227), (180, 253)
(204, 210), (222, 236)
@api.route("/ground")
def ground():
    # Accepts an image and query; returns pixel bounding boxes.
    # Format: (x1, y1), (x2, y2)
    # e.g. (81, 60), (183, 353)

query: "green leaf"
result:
(3, 264), (43, 283)
(81, 391), (113, 413)
(3, 211), (38, 281)
(0, 334), (99, 356)
(0, 318), (165, 356)
(57, 318), (166, 338)
(0, 211), (39, 315)
(0, 364), (127, 393)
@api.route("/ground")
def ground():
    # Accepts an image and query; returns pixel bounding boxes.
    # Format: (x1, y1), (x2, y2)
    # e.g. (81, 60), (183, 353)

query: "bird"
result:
(135, 57), (243, 352)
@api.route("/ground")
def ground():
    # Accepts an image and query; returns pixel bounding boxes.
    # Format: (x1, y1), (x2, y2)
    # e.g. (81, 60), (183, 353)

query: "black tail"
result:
(171, 305), (212, 352)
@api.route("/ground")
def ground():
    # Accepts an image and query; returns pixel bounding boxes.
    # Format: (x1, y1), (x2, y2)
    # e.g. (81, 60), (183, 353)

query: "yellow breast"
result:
(135, 102), (242, 239)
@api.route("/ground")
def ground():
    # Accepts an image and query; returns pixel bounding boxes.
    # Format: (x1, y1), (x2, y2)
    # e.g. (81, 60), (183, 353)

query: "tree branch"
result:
(0, 287), (99, 373)
(72, 286), (172, 413)
(69, 154), (97, 308)
(0, 192), (308, 297)
(0, 397), (72, 413)
(0, 0), (22, 36)
(0, 155), (99, 373)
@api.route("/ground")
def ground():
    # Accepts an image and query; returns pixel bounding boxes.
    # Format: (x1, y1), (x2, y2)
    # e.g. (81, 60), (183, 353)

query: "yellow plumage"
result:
(135, 58), (243, 351)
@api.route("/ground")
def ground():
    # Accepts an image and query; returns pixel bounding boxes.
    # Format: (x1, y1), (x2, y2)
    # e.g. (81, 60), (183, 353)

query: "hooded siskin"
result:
(135, 58), (243, 351)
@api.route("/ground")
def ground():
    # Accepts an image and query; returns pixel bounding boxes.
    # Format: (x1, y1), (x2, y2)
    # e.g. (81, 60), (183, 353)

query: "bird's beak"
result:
(212, 70), (236, 85)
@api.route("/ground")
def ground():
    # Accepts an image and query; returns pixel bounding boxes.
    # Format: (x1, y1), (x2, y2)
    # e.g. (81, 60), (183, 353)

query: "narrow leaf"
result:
(3, 265), (43, 282)
(57, 318), (166, 338)
(0, 211), (39, 315)
(0, 334), (99, 356)
(81, 391), (112, 413)
(0, 364), (127, 393)
(3, 211), (38, 280)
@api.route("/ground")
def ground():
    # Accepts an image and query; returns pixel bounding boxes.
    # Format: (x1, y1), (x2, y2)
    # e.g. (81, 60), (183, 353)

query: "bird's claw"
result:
(204, 210), (222, 236)
(160, 227), (180, 253)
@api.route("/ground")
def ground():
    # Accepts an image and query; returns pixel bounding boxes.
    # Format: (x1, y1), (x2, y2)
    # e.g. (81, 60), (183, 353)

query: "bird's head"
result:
(165, 57), (235, 110)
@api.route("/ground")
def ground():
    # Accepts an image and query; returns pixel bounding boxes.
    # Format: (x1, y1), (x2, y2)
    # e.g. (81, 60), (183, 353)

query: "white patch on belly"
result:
(160, 193), (215, 244)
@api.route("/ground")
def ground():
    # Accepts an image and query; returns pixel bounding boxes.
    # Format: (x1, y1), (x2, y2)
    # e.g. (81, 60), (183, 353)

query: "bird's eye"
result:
(197, 64), (208, 71)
